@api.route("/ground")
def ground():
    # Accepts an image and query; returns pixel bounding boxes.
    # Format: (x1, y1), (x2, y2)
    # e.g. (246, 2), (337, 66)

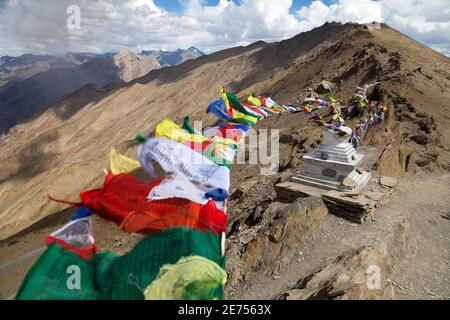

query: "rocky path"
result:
(388, 173), (450, 299)
(229, 172), (450, 300)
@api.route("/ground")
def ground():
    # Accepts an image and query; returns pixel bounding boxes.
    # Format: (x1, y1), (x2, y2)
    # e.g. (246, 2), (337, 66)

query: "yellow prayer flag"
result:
(247, 95), (262, 106)
(156, 118), (207, 144)
(156, 118), (239, 147)
(110, 148), (141, 175)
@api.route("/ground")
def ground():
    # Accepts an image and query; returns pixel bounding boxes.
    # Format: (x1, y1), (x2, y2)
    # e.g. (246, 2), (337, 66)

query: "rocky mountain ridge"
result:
(141, 46), (205, 67)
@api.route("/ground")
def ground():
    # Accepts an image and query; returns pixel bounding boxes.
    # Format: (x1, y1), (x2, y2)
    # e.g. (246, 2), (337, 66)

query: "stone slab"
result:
(323, 190), (371, 207)
(379, 176), (399, 188)
(275, 182), (327, 201)
(276, 174), (397, 224)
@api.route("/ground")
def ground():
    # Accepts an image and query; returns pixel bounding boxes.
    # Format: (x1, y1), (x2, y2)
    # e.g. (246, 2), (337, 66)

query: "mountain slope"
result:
(0, 49), (202, 134)
(0, 53), (101, 87)
(0, 56), (123, 133)
(0, 22), (449, 242)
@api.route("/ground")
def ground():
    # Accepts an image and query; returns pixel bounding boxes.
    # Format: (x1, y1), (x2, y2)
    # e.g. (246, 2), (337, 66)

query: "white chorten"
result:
(292, 127), (371, 192)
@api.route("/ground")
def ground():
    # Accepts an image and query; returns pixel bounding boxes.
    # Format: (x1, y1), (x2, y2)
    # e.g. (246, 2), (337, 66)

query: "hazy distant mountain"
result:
(0, 46), (203, 134)
(0, 49), (168, 133)
(141, 46), (205, 67)
(0, 53), (109, 88)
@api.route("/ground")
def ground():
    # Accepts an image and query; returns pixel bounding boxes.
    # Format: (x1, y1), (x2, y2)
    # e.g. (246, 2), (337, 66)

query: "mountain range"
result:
(141, 47), (205, 67)
(0, 47), (204, 134)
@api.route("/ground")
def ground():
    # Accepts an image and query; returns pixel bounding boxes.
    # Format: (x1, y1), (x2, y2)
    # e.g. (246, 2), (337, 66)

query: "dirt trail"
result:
(388, 174), (450, 299)
(228, 172), (450, 300)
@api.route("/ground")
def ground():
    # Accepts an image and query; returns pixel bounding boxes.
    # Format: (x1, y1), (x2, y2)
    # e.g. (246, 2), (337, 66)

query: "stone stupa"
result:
(291, 126), (371, 192)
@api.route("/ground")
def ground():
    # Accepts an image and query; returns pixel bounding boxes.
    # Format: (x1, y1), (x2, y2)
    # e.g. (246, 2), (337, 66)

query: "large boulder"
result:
(226, 197), (328, 289)
(375, 139), (416, 178)
(315, 80), (334, 94)
(275, 246), (395, 300)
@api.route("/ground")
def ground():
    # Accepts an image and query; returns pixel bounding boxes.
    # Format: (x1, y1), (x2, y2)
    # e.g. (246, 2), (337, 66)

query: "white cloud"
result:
(0, 0), (448, 56)
(0, 0), (206, 54)
(184, 0), (301, 46)
(296, 0), (450, 56)
(296, 0), (382, 30)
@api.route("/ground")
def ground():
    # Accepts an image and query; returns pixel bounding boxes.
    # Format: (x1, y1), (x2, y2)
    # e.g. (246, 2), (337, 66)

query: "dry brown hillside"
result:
(0, 22), (449, 244)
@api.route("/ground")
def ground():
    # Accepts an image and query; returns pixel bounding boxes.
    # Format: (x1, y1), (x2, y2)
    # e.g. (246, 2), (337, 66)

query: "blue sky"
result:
(154, 0), (336, 14)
